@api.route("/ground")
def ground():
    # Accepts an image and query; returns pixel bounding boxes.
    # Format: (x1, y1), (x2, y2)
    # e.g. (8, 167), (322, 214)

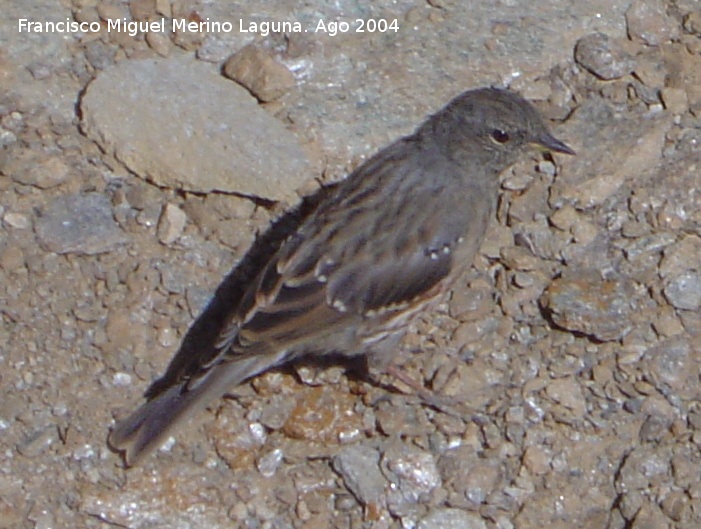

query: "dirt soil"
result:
(2, 1), (701, 528)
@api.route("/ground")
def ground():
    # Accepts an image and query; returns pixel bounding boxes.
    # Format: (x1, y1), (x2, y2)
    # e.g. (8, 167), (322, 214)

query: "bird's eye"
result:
(490, 129), (510, 144)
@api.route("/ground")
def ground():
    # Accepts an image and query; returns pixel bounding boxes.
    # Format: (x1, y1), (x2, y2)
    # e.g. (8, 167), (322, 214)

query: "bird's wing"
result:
(211, 144), (481, 365)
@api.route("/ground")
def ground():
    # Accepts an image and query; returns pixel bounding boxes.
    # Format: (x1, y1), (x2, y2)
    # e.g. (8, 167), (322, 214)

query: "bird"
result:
(109, 87), (574, 465)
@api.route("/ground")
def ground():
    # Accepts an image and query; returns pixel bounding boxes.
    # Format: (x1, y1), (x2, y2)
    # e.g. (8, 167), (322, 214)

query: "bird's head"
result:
(427, 87), (574, 168)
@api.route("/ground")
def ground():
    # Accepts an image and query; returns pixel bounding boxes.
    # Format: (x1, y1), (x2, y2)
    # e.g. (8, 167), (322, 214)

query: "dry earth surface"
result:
(1, 1), (701, 528)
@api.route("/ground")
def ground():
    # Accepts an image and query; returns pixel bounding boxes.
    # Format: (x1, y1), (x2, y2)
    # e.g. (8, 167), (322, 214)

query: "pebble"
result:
(83, 40), (117, 71)
(256, 448), (284, 478)
(333, 445), (387, 506)
(574, 33), (635, 80)
(661, 87), (688, 114)
(112, 372), (132, 387)
(135, 203), (161, 228)
(171, 19), (204, 51)
(145, 30), (171, 57)
(0, 129), (17, 148)
(129, 0), (156, 21)
(185, 286), (211, 317)
(507, 175), (550, 223)
(500, 246), (539, 271)
(659, 234), (701, 278)
(156, 325), (177, 347)
(544, 377), (587, 419)
(659, 490), (687, 521)
(549, 98), (670, 210)
(501, 171), (533, 191)
(684, 11), (701, 36)
(626, 0), (678, 46)
(448, 281), (492, 321)
(417, 508), (487, 529)
(439, 446), (502, 507)
(632, 49), (667, 95)
(513, 218), (569, 261)
(536, 160), (556, 178)
(381, 444), (441, 505)
(205, 193), (256, 220)
(540, 270), (635, 341)
(223, 45), (296, 102)
(621, 232), (676, 260)
(281, 386), (361, 443)
(549, 204), (580, 231)
(0, 243), (25, 271)
(621, 220), (650, 239)
(664, 271), (701, 311)
(571, 218), (598, 245)
(17, 426), (57, 458)
(154, 0), (170, 16)
(74, 6), (100, 25)
(644, 337), (696, 398)
(2, 151), (70, 189)
(652, 306), (684, 337)
(258, 394), (296, 430)
(34, 193), (129, 255)
(96, 2), (127, 21)
(375, 400), (430, 437)
(3, 211), (30, 230)
(618, 447), (670, 493)
(630, 503), (672, 529)
(81, 57), (310, 200)
(208, 418), (264, 472)
(157, 203), (187, 245)
(522, 446), (552, 475)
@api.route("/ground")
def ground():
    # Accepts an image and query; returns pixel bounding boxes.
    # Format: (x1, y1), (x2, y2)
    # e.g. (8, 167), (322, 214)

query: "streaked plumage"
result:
(109, 87), (573, 465)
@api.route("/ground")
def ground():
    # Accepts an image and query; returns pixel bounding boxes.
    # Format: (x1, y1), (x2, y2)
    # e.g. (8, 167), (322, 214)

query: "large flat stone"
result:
(80, 57), (309, 201)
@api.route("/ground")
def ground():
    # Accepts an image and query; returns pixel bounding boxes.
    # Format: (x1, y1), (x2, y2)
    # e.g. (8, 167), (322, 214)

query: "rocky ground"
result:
(1, 0), (701, 528)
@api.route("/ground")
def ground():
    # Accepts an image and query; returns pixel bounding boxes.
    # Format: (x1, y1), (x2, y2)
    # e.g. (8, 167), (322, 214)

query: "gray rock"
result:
(664, 271), (701, 311)
(258, 394), (296, 431)
(685, 11), (701, 37)
(659, 235), (701, 279)
(256, 448), (283, 478)
(621, 232), (676, 260)
(616, 446), (670, 492)
(186, 286), (213, 317)
(575, 33), (635, 80)
(333, 445), (387, 506)
(80, 57), (310, 201)
(438, 446), (502, 508)
(2, 150), (70, 189)
(549, 98), (671, 210)
(417, 508), (487, 529)
(381, 443), (441, 515)
(3, 211), (31, 230)
(626, 0), (678, 46)
(35, 193), (129, 255)
(157, 203), (188, 245)
(223, 45), (296, 102)
(17, 425), (58, 458)
(541, 270), (635, 341)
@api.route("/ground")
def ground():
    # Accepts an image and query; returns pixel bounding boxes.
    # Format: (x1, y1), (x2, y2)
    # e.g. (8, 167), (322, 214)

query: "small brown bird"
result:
(109, 87), (574, 465)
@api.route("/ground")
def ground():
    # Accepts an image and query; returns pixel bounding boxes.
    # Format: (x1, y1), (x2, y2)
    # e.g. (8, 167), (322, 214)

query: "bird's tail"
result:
(108, 354), (280, 466)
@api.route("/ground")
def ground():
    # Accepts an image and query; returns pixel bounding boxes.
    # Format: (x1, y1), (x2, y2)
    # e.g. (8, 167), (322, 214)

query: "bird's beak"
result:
(531, 133), (575, 155)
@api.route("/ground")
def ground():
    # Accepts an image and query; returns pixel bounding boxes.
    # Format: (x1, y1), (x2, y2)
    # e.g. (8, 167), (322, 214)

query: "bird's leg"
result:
(384, 362), (433, 399)
(362, 350), (464, 418)
(384, 362), (464, 418)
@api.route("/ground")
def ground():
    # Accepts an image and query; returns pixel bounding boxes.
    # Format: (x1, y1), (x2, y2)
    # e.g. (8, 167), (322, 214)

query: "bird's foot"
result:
(382, 363), (464, 418)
